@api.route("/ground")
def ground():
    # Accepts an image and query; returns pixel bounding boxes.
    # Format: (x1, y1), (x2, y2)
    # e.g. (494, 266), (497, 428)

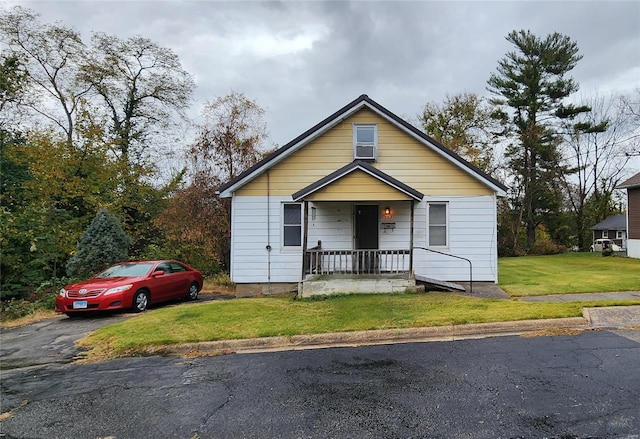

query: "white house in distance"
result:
(217, 95), (508, 297)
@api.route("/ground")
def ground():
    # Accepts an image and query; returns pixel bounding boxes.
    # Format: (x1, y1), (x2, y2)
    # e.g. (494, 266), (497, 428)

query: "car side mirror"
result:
(152, 270), (165, 277)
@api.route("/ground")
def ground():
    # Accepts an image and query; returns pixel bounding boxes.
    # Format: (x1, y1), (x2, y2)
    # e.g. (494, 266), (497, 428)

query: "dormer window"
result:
(353, 124), (377, 160)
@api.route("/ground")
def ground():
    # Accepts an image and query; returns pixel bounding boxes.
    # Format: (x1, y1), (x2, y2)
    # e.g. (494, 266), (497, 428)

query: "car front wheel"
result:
(186, 282), (199, 301)
(132, 290), (149, 312)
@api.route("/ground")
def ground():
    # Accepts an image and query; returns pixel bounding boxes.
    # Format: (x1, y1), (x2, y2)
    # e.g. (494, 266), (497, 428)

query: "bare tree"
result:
(562, 92), (634, 249)
(0, 6), (90, 145)
(79, 33), (195, 168)
(191, 92), (269, 182)
(169, 92), (270, 271)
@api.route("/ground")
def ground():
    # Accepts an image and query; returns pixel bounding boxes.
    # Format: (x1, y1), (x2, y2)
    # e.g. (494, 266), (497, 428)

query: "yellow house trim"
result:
(302, 169), (415, 201)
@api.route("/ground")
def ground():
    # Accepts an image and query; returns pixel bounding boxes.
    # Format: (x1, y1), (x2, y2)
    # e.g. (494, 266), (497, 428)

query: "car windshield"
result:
(95, 263), (155, 278)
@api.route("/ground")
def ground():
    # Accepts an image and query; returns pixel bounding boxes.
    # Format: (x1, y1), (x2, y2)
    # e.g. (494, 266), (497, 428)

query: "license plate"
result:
(73, 301), (88, 309)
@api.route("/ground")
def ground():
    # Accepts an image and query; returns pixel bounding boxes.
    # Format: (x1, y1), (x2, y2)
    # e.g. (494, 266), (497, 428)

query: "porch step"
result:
(415, 275), (466, 293)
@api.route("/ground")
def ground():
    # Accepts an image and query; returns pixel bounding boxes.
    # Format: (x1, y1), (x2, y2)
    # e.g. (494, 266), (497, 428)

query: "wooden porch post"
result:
(301, 200), (309, 280)
(409, 199), (415, 275)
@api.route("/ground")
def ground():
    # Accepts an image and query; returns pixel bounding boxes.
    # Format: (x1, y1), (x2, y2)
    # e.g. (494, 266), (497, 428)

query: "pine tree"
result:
(66, 209), (132, 277)
(488, 30), (596, 251)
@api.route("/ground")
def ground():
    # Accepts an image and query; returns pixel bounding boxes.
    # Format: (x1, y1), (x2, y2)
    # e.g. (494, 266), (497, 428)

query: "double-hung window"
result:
(428, 202), (448, 247)
(283, 203), (302, 247)
(353, 124), (377, 160)
(602, 230), (608, 239)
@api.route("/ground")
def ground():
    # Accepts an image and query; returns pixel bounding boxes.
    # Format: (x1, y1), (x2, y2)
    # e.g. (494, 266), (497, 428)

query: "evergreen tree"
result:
(488, 30), (596, 251)
(66, 209), (132, 277)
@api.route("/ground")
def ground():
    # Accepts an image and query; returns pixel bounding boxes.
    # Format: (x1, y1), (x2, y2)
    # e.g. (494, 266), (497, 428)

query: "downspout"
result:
(409, 199), (415, 277)
(266, 171), (272, 295)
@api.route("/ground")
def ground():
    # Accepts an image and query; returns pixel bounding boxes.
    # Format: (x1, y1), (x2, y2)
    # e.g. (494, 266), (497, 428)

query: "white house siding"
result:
(307, 202), (353, 250)
(306, 201), (416, 251)
(231, 195), (498, 284)
(231, 195), (303, 283)
(628, 239), (640, 258)
(413, 195), (498, 282)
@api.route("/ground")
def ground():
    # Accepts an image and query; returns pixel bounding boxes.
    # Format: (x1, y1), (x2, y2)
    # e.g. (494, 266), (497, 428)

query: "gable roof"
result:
(292, 160), (424, 202)
(591, 214), (627, 231)
(217, 94), (508, 198)
(617, 172), (640, 189)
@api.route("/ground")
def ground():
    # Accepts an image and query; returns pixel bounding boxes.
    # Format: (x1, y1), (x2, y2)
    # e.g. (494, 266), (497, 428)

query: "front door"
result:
(355, 205), (379, 249)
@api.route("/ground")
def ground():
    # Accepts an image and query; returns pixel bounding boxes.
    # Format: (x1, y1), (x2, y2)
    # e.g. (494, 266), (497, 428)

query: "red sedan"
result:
(55, 260), (203, 317)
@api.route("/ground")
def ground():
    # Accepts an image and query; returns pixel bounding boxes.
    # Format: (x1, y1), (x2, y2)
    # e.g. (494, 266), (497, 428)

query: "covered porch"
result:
(292, 161), (424, 297)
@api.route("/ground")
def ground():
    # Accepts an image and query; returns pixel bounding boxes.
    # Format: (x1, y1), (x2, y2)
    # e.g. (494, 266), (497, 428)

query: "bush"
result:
(66, 209), (132, 277)
(1, 276), (80, 321)
(530, 240), (567, 256)
(601, 248), (614, 257)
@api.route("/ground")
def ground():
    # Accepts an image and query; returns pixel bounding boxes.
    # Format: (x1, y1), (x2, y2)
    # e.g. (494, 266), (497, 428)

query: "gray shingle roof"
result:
(591, 214), (626, 230)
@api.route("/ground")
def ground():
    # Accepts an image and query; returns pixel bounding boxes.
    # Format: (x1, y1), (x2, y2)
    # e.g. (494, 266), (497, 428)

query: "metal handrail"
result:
(414, 247), (473, 294)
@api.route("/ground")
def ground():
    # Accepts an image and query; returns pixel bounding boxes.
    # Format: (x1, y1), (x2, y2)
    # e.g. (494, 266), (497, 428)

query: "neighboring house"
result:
(617, 172), (640, 258)
(217, 95), (507, 297)
(591, 215), (627, 249)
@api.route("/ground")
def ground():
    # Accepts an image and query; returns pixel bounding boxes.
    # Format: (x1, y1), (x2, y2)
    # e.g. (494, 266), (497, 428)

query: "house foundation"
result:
(299, 274), (416, 298)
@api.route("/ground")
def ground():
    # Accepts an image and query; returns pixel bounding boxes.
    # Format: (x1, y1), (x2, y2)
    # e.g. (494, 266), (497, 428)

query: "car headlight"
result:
(59, 288), (67, 298)
(103, 284), (133, 296)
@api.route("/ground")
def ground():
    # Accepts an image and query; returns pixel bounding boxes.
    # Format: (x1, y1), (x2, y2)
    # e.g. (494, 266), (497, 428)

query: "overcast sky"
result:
(7, 1), (640, 150)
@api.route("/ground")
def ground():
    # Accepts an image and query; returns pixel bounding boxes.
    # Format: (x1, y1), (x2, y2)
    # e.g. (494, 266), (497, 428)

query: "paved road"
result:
(2, 329), (639, 438)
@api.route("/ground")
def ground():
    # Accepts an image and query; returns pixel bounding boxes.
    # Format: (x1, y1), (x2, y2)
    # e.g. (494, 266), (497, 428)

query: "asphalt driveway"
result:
(0, 293), (233, 371)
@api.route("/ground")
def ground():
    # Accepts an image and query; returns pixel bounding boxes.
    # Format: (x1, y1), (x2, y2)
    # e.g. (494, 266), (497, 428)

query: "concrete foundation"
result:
(299, 274), (416, 298)
(234, 283), (298, 297)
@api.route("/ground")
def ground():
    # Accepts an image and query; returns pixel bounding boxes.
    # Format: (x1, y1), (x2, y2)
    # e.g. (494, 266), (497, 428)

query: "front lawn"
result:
(70, 251), (640, 360)
(498, 252), (640, 297)
(78, 292), (640, 360)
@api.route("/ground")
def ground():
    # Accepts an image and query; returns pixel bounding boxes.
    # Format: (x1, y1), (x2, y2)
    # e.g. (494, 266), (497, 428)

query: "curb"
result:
(161, 317), (589, 357)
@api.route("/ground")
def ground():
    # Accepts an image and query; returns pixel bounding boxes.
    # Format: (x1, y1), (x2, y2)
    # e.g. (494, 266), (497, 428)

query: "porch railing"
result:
(304, 249), (411, 276)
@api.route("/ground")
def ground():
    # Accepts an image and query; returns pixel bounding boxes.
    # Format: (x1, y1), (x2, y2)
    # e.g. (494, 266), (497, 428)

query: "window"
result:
(283, 203), (302, 247)
(428, 203), (447, 247)
(617, 230), (624, 240)
(353, 124), (377, 160)
(602, 230), (608, 239)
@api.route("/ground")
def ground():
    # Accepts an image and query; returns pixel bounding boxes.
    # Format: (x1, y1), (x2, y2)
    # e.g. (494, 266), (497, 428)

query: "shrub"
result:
(530, 240), (566, 256)
(66, 209), (132, 277)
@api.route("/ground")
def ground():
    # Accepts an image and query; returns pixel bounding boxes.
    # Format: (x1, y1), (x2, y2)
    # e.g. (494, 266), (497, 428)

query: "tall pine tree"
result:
(488, 30), (596, 251)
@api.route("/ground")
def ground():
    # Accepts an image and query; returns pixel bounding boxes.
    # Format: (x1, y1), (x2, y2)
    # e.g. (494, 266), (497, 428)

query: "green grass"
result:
(499, 252), (640, 297)
(77, 252), (640, 360)
(78, 292), (640, 359)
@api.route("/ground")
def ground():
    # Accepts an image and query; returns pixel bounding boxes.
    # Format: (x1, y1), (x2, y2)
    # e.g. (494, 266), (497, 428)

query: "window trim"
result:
(353, 124), (378, 160)
(282, 202), (303, 248)
(602, 230), (608, 239)
(616, 230), (624, 240)
(427, 202), (448, 248)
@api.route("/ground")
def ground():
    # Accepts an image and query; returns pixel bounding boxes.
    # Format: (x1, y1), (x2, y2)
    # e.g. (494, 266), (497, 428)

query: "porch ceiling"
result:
(292, 160), (424, 202)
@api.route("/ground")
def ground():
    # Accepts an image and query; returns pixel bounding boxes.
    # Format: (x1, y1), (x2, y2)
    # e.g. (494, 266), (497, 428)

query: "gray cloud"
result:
(7, 0), (640, 146)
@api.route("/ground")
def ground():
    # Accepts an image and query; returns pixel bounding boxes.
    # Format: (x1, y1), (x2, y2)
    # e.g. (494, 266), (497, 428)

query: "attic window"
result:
(353, 124), (377, 160)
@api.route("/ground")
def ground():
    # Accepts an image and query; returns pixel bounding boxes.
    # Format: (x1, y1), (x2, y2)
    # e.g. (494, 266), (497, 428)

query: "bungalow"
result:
(591, 215), (627, 250)
(617, 172), (640, 258)
(217, 95), (507, 297)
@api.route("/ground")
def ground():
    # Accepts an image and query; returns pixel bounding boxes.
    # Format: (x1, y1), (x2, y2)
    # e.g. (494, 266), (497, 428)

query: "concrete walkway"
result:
(521, 291), (640, 302)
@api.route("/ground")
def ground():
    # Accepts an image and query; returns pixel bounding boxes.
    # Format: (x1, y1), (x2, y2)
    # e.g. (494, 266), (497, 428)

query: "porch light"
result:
(384, 207), (391, 218)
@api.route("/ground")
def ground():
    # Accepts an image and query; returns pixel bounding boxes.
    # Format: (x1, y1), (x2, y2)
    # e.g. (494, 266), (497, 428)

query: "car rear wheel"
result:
(132, 290), (149, 312)
(186, 282), (199, 301)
